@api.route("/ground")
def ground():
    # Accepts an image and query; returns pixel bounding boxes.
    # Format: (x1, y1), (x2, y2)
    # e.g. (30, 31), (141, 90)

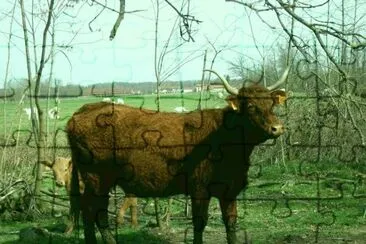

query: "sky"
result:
(0, 0), (353, 87)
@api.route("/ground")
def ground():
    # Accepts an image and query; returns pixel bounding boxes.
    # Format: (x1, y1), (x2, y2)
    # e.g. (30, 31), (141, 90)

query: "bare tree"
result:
(16, 0), (81, 209)
(19, 0), (56, 209)
(152, 0), (202, 111)
(226, 0), (366, 163)
(1, 0), (17, 143)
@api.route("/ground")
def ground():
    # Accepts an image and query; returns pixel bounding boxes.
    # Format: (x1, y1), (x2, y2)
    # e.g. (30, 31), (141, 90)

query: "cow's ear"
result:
(271, 90), (287, 105)
(225, 95), (239, 111)
(40, 160), (53, 168)
(67, 159), (72, 168)
(229, 101), (239, 111)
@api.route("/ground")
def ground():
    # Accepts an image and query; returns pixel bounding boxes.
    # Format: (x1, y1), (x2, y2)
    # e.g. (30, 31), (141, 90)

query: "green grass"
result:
(1, 161), (365, 243)
(240, 160), (366, 243)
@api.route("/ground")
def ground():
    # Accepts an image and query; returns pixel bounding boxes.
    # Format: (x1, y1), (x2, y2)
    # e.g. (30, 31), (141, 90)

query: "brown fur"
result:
(41, 157), (138, 234)
(67, 85), (287, 244)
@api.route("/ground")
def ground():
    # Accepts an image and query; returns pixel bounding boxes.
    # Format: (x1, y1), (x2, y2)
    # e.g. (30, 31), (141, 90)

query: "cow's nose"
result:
(271, 124), (284, 137)
(56, 180), (65, 187)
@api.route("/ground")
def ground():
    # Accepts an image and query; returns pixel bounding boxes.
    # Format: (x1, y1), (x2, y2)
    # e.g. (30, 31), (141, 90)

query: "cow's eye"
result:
(248, 103), (255, 111)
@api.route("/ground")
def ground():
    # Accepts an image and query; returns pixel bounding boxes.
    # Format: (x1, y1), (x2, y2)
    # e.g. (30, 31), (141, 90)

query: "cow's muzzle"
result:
(270, 124), (285, 137)
(56, 180), (65, 187)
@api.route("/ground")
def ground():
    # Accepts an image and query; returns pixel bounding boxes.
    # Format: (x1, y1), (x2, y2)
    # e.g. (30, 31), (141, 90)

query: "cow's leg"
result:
(65, 203), (79, 235)
(79, 184), (115, 244)
(64, 209), (74, 234)
(219, 198), (238, 244)
(116, 197), (129, 225)
(191, 196), (210, 244)
(95, 194), (116, 244)
(68, 163), (80, 236)
(117, 197), (138, 227)
(80, 188), (97, 244)
(130, 197), (138, 227)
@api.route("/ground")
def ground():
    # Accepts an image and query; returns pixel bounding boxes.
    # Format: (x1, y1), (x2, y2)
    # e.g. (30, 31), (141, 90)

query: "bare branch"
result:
(109, 0), (125, 40)
(165, 0), (202, 42)
(267, 0), (350, 78)
(345, 97), (365, 146)
(269, 2), (311, 59)
(279, 0), (331, 9)
(88, 1), (105, 32)
(91, 0), (145, 14)
(2, 0), (17, 141)
(89, 0), (144, 33)
(276, 0), (366, 49)
(226, 0), (273, 12)
(197, 49), (208, 110)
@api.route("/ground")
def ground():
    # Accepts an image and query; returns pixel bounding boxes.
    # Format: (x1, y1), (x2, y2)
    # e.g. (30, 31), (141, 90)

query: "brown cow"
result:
(41, 157), (138, 234)
(66, 68), (289, 244)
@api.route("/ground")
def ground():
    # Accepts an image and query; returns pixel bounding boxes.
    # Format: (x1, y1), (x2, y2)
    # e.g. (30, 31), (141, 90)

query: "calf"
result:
(41, 157), (138, 233)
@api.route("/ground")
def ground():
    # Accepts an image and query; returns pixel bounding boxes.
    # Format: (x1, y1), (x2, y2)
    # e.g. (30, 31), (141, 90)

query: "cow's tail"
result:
(70, 161), (80, 232)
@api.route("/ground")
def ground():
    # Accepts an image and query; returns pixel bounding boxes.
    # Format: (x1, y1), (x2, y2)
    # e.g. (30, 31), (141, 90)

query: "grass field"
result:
(0, 92), (226, 134)
(0, 160), (365, 243)
(0, 93), (365, 243)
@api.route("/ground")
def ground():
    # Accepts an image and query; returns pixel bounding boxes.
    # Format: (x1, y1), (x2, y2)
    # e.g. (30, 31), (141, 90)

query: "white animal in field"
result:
(116, 98), (124, 104)
(24, 107), (59, 120)
(48, 106), (60, 120)
(24, 107), (38, 120)
(174, 106), (188, 113)
(102, 97), (112, 102)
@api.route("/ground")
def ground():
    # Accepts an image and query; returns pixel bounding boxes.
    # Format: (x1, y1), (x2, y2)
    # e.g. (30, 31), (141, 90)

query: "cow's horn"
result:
(266, 67), (290, 91)
(204, 69), (239, 95)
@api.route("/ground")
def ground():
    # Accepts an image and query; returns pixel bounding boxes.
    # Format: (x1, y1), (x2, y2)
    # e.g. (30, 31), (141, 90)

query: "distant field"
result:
(0, 92), (227, 135)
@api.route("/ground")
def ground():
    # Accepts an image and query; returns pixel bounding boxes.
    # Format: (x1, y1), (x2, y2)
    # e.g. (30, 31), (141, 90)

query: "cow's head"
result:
(205, 68), (289, 140)
(41, 157), (72, 187)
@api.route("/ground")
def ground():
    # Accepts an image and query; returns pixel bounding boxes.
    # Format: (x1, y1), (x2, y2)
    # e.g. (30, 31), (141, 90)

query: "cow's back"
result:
(67, 103), (249, 197)
(67, 103), (212, 196)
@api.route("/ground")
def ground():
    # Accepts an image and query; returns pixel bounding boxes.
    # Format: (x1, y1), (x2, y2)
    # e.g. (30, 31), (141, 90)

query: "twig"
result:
(109, 0), (125, 40)
(164, 0), (202, 42)
(91, 0), (145, 14)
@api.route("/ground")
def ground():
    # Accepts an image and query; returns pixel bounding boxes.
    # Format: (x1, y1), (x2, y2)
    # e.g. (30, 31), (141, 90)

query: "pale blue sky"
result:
(1, 0), (353, 87)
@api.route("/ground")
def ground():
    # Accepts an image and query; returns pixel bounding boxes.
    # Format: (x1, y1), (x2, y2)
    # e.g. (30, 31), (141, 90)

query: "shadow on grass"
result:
(1, 222), (173, 244)
(116, 229), (173, 244)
